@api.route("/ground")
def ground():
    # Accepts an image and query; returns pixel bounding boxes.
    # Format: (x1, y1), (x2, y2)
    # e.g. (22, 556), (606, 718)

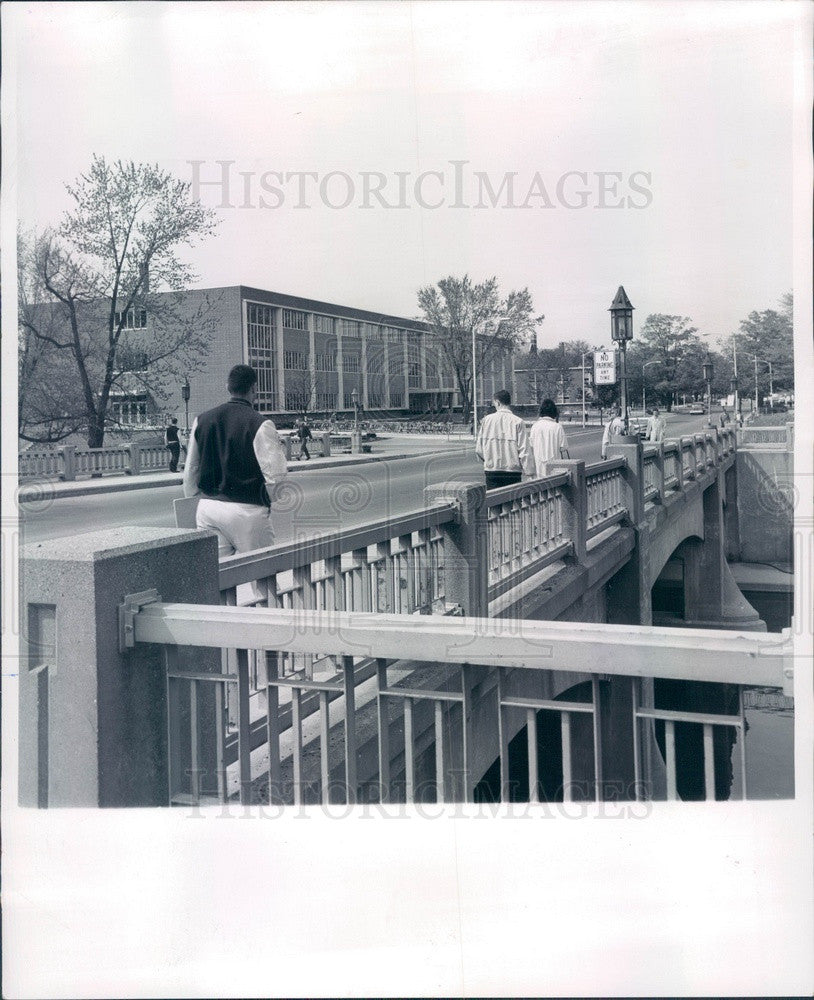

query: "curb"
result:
(18, 448), (471, 502)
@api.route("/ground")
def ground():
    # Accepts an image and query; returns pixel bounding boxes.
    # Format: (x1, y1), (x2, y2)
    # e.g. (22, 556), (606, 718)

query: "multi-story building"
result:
(111, 285), (514, 426)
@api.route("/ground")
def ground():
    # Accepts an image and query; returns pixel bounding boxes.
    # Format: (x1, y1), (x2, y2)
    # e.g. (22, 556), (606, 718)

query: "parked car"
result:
(628, 416), (650, 439)
(688, 405), (705, 415)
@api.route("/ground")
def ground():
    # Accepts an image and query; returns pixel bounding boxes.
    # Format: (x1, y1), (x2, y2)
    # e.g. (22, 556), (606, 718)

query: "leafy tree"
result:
(417, 275), (543, 422)
(634, 314), (704, 410)
(722, 294), (794, 404)
(18, 156), (219, 446)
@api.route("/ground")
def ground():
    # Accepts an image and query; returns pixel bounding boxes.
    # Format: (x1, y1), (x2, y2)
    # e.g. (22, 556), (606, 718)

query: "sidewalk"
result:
(17, 441), (471, 501)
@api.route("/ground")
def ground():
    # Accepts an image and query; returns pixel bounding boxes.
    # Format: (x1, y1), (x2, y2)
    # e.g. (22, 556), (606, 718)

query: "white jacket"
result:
(529, 417), (567, 476)
(475, 406), (532, 474)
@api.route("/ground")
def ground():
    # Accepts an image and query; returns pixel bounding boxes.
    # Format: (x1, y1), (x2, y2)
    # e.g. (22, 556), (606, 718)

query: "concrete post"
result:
(128, 442), (141, 476)
(351, 430), (363, 454)
(606, 439), (651, 626)
(424, 481), (487, 617)
(283, 436), (293, 461)
(544, 459), (587, 563)
(654, 444), (666, 504)
(59, 445), (76, 482)
(681, 477), (765, 631)
(19, 527), (221, 807)
(608, 439), (644, 526)
(320, 430), (331, 457)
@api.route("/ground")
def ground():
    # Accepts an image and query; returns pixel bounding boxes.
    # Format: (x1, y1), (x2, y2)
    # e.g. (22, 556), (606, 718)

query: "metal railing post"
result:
(544, 459), (587, 563)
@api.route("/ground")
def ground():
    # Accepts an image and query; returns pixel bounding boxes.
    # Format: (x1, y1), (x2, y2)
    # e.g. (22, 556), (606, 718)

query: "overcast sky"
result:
(6, 1), (805, 350)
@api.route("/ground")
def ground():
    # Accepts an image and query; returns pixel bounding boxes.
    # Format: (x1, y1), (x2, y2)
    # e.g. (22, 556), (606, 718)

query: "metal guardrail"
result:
(126, 601), (792, 807)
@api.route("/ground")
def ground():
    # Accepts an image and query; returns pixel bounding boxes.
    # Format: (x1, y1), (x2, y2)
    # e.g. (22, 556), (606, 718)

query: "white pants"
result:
(196, 498), (274, 556)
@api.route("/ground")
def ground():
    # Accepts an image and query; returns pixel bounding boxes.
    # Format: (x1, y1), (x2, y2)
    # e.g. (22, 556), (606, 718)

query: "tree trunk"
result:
(87, 414), (106, 448)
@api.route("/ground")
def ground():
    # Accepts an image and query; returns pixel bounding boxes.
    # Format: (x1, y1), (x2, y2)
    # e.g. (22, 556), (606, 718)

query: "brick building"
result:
(113, 285), (514, 426)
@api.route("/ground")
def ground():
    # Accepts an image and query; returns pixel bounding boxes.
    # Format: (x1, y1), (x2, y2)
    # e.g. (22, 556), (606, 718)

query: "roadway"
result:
(19, 414), (712, 546)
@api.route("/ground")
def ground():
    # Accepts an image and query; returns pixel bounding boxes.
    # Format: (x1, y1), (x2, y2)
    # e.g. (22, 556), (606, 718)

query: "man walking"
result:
(601, 406), (625, 460)
(296, 418), (312, 460)
(475, 389), (532, 490)
(165, 417), (181, 472)
(529, 399), (568, 476)
(182, 364), (288, 559)
(648, 406), (666, 443)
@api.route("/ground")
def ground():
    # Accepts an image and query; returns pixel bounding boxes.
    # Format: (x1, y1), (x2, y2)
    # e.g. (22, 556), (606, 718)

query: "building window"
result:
(388, 354), (404, 375)
(284, 350), (308, 370)
(383, 326), (403, 343)
(367, 349), (384, 374)
(314, 314), (333, 334)
(111, 397), (149, 425)
(390, 391), (403, 408)
(364, 323), (383, 341)
(285, 391), (310, 411)
(408, 344), (422, 388)
(247, 302), (277, 411)
(317, 392), (337, 410)
(341, 320), (360, 338)
(282, 308), (307, 330)
(315, 352), (336, 372)
(115, 308), (147, 330)
(343, 354), (360, 373)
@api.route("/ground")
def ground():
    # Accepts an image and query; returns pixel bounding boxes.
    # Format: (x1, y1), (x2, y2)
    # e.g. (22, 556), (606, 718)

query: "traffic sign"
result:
(594, 349), (618, 385)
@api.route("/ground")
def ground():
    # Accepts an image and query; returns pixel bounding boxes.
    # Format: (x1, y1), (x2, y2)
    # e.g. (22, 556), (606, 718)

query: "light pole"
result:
(472, 315), (508, 437)
(702, 354), (714, 425)
(181, 377), (191, 434)
(609, 286), (635, 433)
(581, 351), (592, 427)
(753, 356), (773, 412)
(642, 360), (658, 414)
(351, 386), (360, 432)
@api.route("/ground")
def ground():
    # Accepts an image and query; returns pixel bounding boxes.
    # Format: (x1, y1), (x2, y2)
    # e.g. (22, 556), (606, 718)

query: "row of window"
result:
(252, 302), (417, 345)
(115, 308), (148, 330)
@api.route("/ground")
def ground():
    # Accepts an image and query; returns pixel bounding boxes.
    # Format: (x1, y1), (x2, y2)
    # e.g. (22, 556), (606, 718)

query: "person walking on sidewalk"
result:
(475, 389), (532, 490)
(296, 418), (312, 460)
(165, 417), (181, 472)
(601, 406), (625, 460)
(182, 364), (288, 559)
(529, 398), (568, 477)
(648, 406), (666, 443)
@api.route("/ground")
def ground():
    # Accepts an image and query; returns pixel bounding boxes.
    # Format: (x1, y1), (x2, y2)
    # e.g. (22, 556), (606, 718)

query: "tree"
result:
(722, 294), (794, 404)
(634, 314), (704, 410)
(18, 156), (219, 446)
(417, 275), (543, 422)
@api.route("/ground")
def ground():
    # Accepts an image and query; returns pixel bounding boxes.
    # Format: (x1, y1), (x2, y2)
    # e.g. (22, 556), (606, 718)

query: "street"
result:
(19, 415), (711, 546)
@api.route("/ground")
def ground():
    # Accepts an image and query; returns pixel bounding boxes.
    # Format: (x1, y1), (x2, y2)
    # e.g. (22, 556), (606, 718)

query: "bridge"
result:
(18, 425), (795, 808)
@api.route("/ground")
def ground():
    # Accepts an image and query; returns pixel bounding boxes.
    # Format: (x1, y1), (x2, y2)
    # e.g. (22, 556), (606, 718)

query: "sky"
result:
(5, 1), (804, 351)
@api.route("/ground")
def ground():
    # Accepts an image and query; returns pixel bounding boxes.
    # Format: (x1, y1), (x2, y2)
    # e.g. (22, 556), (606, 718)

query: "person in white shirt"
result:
(648, 406), (666, 443)
(475, 389), (533, 490)
(601, 406), (625, 460)
(529, 398), (568, 477)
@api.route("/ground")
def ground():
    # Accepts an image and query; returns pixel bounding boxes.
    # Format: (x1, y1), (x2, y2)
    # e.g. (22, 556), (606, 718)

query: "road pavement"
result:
(18, 415), (712, 546)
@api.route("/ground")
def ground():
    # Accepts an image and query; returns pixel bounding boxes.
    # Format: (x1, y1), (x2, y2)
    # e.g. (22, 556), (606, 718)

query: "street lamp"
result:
(642, 360), (658, 414)
(472, 314), (509, 437)
(581, 351), (593, 427)
(609, 286), (635, 433)
(181, 377), (191, 434)
(753, 356), (773, 413)
(702, 354), (714, 425)
(351, 386), (360, 432)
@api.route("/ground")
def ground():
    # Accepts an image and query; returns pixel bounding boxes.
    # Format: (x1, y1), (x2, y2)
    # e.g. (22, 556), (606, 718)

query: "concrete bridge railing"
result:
(20, 426), (769, 808)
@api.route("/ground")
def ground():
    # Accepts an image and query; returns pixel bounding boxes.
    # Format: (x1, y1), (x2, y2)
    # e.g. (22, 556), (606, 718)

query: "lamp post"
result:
(581, 351), (592, 427)
(609, 286), (635, 433)
(351, 386), (360, 432)
(753, 356), (773, 412)
(181, 377), (191, 434)
(642, 359), (658, 414)
(702, 354), (714, 425)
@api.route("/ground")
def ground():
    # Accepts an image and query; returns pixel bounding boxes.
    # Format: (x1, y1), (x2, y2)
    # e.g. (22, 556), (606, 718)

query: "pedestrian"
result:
(475, 389), (532, 490)
(601, 406), (625, 460)
(720, 409), (729, 428)
(165, 417), (181, 472)
(648, 406), (666, 443)
(296, 418), (312, 460)
(529, 398), (568, 476)
(182, 364), (289, 571)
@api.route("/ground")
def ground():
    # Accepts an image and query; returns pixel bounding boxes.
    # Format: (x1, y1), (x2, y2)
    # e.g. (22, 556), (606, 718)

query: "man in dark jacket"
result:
(165, 417), (181, 471)
(296, 418), (312, 460)
(182, 364), (288, 558)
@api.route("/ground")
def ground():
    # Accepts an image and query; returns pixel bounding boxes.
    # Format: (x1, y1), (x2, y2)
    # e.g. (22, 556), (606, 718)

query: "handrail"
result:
(218, 501), (459, 590)
(133, 602), (792, 689)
